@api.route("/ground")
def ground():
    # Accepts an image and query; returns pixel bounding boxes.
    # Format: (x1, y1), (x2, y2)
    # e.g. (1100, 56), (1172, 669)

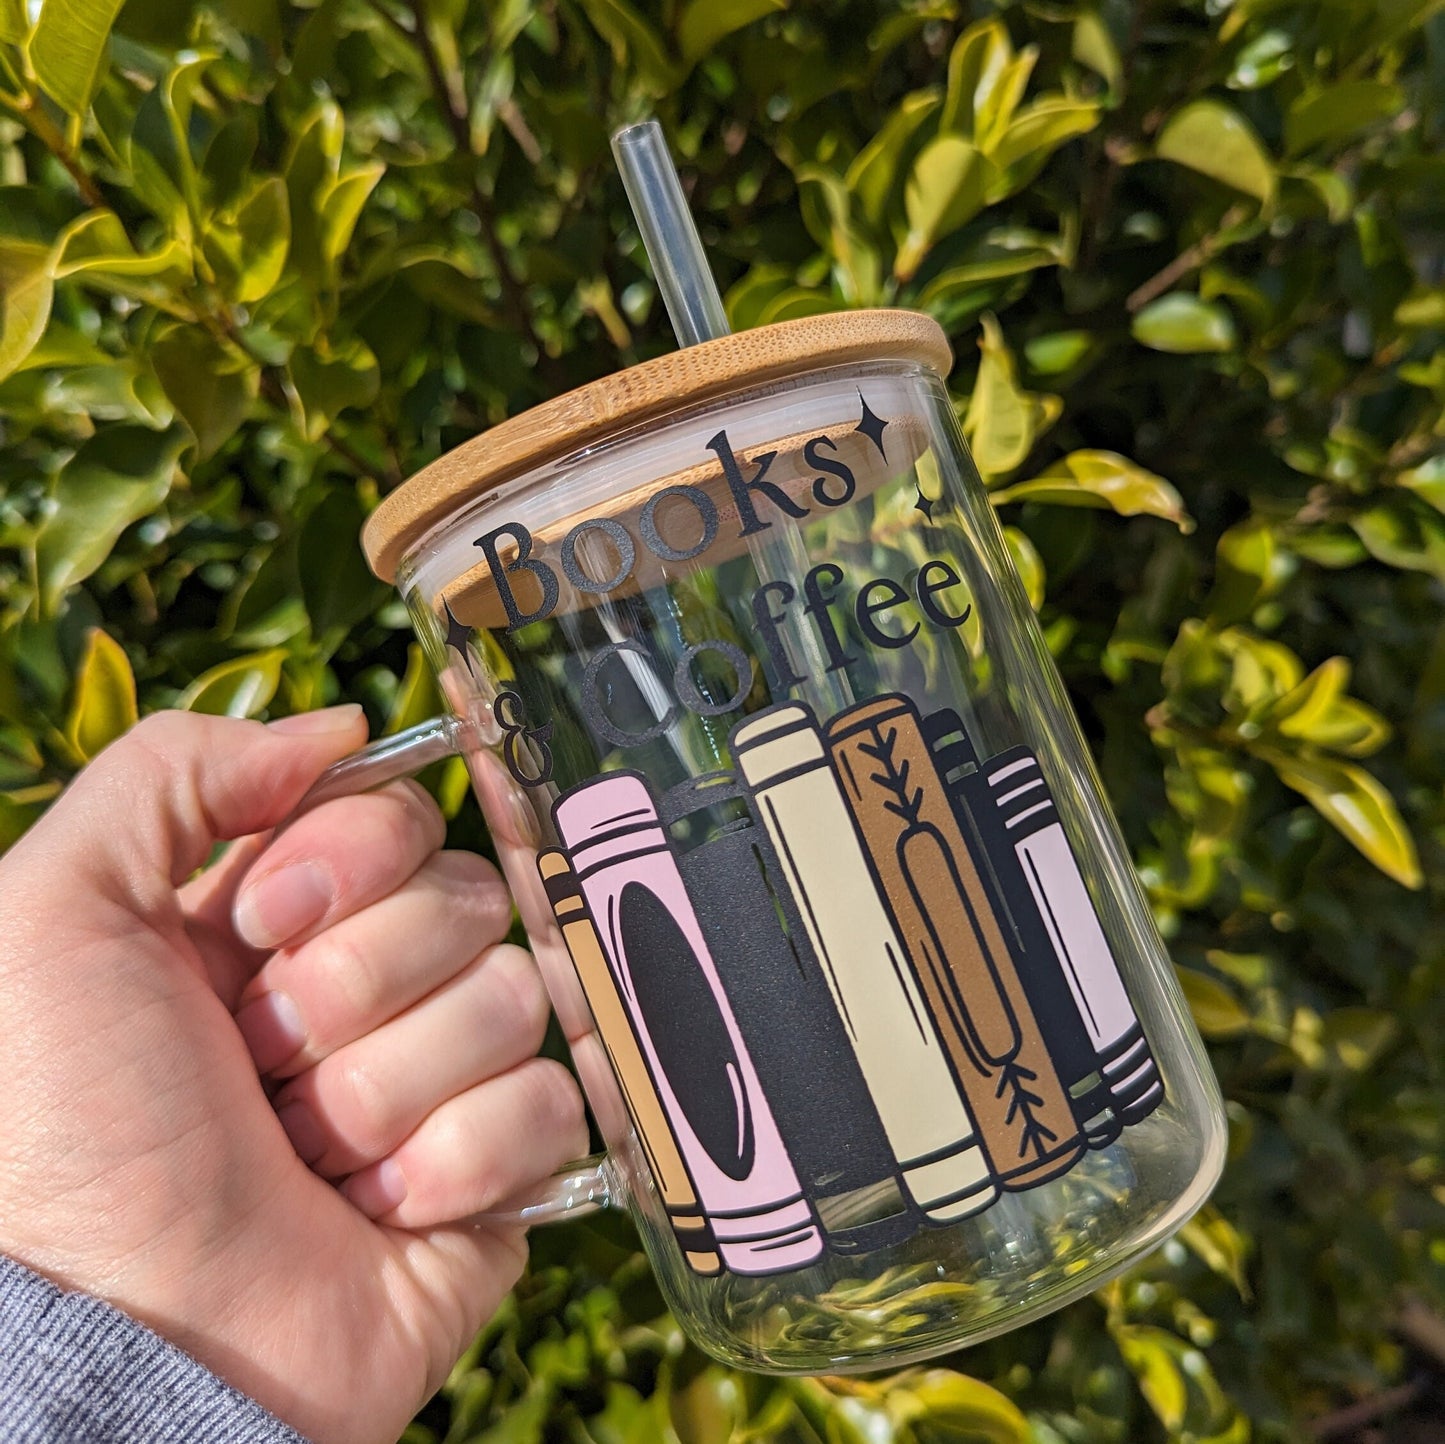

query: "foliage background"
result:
(2, 0), (1444, 1440)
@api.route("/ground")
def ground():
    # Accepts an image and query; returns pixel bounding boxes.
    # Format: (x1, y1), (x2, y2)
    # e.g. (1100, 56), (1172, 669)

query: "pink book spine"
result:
(553, 771), (823, 1276)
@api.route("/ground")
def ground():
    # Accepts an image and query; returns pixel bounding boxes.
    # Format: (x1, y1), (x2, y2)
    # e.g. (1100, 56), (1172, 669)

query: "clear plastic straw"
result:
(611, 121), (731, 346)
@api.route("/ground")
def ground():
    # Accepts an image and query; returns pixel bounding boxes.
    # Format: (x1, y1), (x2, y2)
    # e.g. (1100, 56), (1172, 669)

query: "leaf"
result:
(0, 0), (26, 44)
(1209, 517), (1290, 623)
(914, 225), (1072, 303)
(1178, 1204), (1251, 1296)
(1132, 293), (1238, 354)
(1285, 81), (1404, 157)
(299, 489), (381, 639)
(319, 164), (384, 270)
(962, 315), (1061, 477)
(889, 1370), (1030, 1443)
(385, 643), (443, 736)
(150, 324), (260, 460)
(1175, 966), (1252, 1039)
(986, 98), (1100, 178)
(0, 240), (55, 381)
(27, 0), (126, 116)
(575, 0), (679, 94)
(939, 18), (1013, 136)
(797, 167), (881, 306)
(1320, 1008), (1398, 1072)
(202, 176), (289, 303)
(179, 649), (286, 717)
(1156, 99), (1276, 204)
(1263, 750), (1422, 889)
(723, 264), (794, 331)
(1268, 657), (1350, 740)
(289, 337), (380, 443)
(896, 136), (991, 281)
(1113, 1325), (1189, 1431)
(1072, 10), (1121, 91)
(34, 426), (188, 611)
(64, 627), (137, 762)
(846, 90), (942, 228)
(54, 210), (192, 294)
(1003, 525), (1045, 610)
(677, 0), (784, 64)
(992, 450), (1192, 529)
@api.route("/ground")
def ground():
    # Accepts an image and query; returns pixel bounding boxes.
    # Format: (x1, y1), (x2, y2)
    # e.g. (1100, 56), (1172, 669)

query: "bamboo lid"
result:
(361, 309), (953, 583)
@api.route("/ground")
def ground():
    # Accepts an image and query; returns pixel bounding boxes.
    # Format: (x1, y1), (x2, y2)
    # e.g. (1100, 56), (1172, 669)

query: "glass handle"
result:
(287, 712), (619, 1228)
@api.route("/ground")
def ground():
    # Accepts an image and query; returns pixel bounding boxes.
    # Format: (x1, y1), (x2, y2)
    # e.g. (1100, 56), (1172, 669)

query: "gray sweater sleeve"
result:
(0, 1255), (310, 1443)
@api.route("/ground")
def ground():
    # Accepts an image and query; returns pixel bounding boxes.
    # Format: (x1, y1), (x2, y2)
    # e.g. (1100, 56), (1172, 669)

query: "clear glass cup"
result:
(310, 312), (1226, 1374)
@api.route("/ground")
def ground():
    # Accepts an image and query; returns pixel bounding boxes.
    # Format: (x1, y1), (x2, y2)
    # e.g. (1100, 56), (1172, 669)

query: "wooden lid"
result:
(362, 309), (952, 582)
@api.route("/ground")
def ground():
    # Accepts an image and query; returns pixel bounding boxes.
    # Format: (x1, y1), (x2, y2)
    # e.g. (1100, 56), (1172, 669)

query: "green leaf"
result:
(992, 450), (1192, 529)
(1267, 657), (1351, 740)
(289, 337), (380, 443)
(914, 225), (1072, 302)
(1072, 11), (1121, 91)
(1003, 525), (1045, 610)
(1209, 517), (1292, 623)
(575, 0), (679, 94)
(64, 627), (137, 762)
(0, 0), (27, 45)
(1132, 293), (1238, 354)
(1263, 750), (1422, 889)
(54, 210), (192, 294)
(34, 426), (188, 611)
(0, 240), (55, 381)
(1285, 81), (1404, 157)
(1320, 1008), (1398, 1072)
(962, 315), (1061, 478)
(1175, 966), (1252, 1039)
(888, 1370), (1031, 1443)
(179, 649), (286, 717)
(150, 324), (260, 460)
(723, 264), (794, 331)
(986, 98), (1100, 178)
(845, 90), (941, 228)
(1178, 1205), (1251, 1296)
(1113, 1325), (1189, 1431)
(1156, 99), (1276, 204)
(27, 0), (126, 116)
(385, 643), (443, 736)
(299, 489), (381, 639)
(318, 164), (384, 271)
(796, 167), (881, 306)
(203, 176), (289, 303)
(677, 0), (784, 64)
(939, 18), (1013, 137)
(897, 136), (992, 281)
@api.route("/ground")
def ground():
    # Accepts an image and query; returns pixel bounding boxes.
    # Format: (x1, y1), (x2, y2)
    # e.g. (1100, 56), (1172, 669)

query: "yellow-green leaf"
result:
(1268, 656), (1350, 739)
(203, 175), (290, 303)
(1113, 1325), (1189, 1431)
(939, 18), (1013, 137)
(1176, 966), (1252, 1039)
(987, 98), (1100, 176)
(1178, 1204), (1251, 1296)
(1285, 81), (1403, 156)
(54, 211), (192, 294)
(1073, 10), (1121, 91)
(27, 0), (126, 116)
(0, 0), (26, 44)
(1265, 750), (1422, 888)
(1320, 1007), (1398, 1072)
(0, 239), (55, 382)
(1003, 525), (1045, 610)
(886, 1370), (1030, 1444)
(963, 314), (1061, 478)
(992, 450), (1192, 529)
(896, 136), (991, 281)
(151, 324), (260, 460)
(65, 628), (138, 763)
(1157, 99), (1276, 204)
(677, 0), (784, 64)
(180, 650), (287, 718)
(289, 337), (380, 443)
(1133, 292), (1238, 354)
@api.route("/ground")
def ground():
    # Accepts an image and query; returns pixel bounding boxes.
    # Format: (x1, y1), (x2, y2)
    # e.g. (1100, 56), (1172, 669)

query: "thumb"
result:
(31, 706), (370, 892)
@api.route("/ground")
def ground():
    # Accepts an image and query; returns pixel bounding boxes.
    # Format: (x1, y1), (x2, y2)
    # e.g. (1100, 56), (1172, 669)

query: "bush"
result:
(2, 1), (1443, 1440)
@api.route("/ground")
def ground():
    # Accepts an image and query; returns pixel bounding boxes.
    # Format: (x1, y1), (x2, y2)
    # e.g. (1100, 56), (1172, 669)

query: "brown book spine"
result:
(538, 849), (721, 1275)
(827, 695), (1085, 1191)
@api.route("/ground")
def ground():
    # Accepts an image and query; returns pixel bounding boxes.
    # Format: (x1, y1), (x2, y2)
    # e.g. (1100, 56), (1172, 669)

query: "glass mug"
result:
(306, 310), (1226, 1373)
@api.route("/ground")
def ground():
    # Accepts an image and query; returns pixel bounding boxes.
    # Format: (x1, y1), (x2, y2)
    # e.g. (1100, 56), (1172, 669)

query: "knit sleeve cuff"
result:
(0, 1254), (310, 1444)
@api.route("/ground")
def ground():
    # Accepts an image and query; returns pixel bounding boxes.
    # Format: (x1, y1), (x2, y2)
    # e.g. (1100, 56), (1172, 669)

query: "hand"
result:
(0, 707), (587, 1444)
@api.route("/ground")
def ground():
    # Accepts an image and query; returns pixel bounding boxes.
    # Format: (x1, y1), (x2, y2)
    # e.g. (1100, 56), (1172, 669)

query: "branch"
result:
(8, 93), (107, 209)
(1125, 204), (1249, 313)
(1309, 1377), (1427, 1440)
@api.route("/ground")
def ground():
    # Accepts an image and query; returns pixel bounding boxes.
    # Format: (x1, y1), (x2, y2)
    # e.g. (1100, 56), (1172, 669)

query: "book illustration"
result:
(730, 704), (999, 1226)
(982, 748), (1165, 1125)
(827, 697), (1084, 1192)
(662, 771), (919, 1255)
(922, 711), (1121, 1149)
(537, 849), (721, 1275)
(551, 773), (825, 1276)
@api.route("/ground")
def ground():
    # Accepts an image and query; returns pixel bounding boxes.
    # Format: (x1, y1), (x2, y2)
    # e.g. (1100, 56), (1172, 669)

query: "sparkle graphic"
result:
(913, 486), (939, 521)
(443, 599), (475, 676)
(854, 392), (889, 460)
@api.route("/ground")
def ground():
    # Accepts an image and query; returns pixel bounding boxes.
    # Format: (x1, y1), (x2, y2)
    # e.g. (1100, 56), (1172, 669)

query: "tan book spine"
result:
(827, 695), (1084, 1191)
(538, 849), (721, 1275)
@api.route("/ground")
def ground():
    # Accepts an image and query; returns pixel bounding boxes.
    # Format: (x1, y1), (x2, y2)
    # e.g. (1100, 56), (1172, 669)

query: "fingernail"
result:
(236, 991), (307, 1074)
(277, 1100), (328, 1165)
(235, 861), (332, 948)
(344, 1159), (407, 1219)
(267, 704), (365, 735)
